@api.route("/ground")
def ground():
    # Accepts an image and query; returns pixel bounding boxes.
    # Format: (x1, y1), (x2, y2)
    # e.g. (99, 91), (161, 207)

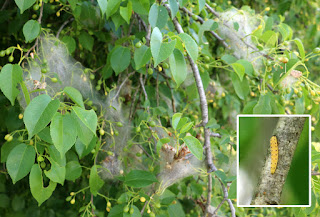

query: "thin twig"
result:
(136, 144), (152, 159)
(1, 0), (10, 11)
(56, 17), (74, 38)
(129, 85), (140, 121)
(212, 178), (235, 216)
(140, 200), (148, 215)
(112, 71), (135, 101)
(180, 7), (230, 49)
(312, 172), (320, 176)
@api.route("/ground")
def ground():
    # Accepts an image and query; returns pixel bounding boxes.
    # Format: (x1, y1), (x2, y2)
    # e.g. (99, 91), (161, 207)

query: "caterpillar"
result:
(270, 135), (278, 174)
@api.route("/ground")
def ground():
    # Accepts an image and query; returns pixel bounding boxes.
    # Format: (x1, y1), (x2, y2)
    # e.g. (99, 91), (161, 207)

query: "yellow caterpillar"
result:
(270, 135), (278, 174)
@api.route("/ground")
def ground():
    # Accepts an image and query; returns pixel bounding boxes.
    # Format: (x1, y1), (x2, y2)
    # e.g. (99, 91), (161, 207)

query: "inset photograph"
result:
(237, 115), (311, 207)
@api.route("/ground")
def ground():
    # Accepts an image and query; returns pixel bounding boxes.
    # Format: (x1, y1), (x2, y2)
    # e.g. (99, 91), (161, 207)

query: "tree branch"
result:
(56, 17), (74, 38)
(163, 4), (235, 217)
(251, 117), (306, 205)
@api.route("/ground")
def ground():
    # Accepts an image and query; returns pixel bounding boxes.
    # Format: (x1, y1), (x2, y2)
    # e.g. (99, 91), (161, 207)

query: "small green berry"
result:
(204, 55), (210, 62)
(313, 47), (320, 54)
(40, 162), (46, 169)
(148, 68), (153, 75)
(136, 127), (141, 133)
(5, 48), (11, 55)
(114, 130), (119, 136)
(97, 80), (102, 85)
(99, 129), (105, 136)
(7, 135), (13, 142)
(129, 207), (134, 214)
(41, 68), (48, 74)
(204, 64), (210, 70)
(163, 62), (169, 69)
(0, 50), (5, 57)
(90, 73), (95, 80)
(123, 206), (129, 213)
(135, 41), (142, 48)
(33, 4), (40, 11)
(37, 156), (44, 162)
(149, 121), (156, 127)
(8, 56), (14, 62)
(117, 122), (123, 127)
(87, 100), (93, 106)
(51, 77), (58, 83)
(95, 85), (101, 91)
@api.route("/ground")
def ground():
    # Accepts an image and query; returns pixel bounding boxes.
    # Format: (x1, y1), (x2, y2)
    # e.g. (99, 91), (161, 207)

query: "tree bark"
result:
(251, 117), (306, 205)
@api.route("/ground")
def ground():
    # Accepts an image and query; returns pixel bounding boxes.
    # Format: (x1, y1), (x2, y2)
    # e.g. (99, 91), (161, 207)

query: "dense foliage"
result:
(0, 0), (320, 216)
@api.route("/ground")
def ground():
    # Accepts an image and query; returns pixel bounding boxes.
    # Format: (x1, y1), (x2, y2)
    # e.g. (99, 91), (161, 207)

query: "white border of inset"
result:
(237, 114), (311, 207)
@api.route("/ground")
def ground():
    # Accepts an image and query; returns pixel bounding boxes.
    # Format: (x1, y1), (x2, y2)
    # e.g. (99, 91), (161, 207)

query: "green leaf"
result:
(132, 0), (149, 15)
(253, 94), (272, 114)
(169, 49), (187, 87)
(38, 127), (53, 144)
(6, 143), (35, 184)
(134, 45), (152, 70)
(125, 170), (158, 188)
(30, 164), (57, 206)
(183, 136), (203, 160)
(72, 106), (97, 135)
(293, 38), (305, 60)
(156, 137), (171, 154)
(24, 94), (60, 139)
(150, 27), (176, 66)
(14, 0), (36, 14)
(79, 31), (94, 51)
(260, 30), (278, 47)
(231, 63), (245, 81)
(172, 113), (182, 130)
(228, 179), (237, 199)
(20, 81), (31, 106)
(295, 97), (305, 114)
(110, 46), (131, 75)
(89, 165), (104, 196)
(97, 0), (108, 15)
(168, 0), (179, 18)
(50, 113), (77, 157)
(23, 20), (41, 43)
(75, 137), (97, 159)
(44, 158), (66, 185)
(221, 54), (237, 64)
(242, 100), (257, 114)
(120, 1), (132, 24)
(61, 36), (76, 54)
(106, 0), (122, 18)
(180, 122), (194, 134)
(47, 145), (66, 166)
(198, 0), (205, 12)
(1, 140), (20, 163)
(198, 20), (219, 44)
(230, 72), (249, 100)
(65, 161), (82, 181)
(0, 64), (23, 106)
(179, 33), (198, 62)
(278, 23), (292, 41)
(148, 4), (168, 29)
(72, 111), (94, 147)
(64, 87), (85, 108)
(236, 59), (254, 76)
(233, 22), (239, 31)
(168, 202), (185, 217)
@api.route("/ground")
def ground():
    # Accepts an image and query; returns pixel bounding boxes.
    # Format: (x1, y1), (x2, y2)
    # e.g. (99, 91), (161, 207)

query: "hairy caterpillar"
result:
(270, 135), (278, 174)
